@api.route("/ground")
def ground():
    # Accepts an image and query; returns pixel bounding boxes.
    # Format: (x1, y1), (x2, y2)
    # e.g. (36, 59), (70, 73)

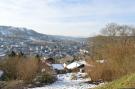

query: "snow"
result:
(52, 64), (64, 70)
(0, 70), (3, 78)
(0, 52), (6, 57)
(30, 73), (99, 89)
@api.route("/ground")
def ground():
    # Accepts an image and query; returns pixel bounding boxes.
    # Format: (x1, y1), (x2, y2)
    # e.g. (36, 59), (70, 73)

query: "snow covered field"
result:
(31, 73), (98, 89)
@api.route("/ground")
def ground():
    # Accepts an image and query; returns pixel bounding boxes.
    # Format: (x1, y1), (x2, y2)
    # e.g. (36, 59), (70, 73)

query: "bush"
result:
(0, 55), (56, 86)
(35, 73), (56, 84)
(0, 57), (20, 80)
(87, 36), (135, 82)
(0, 56), (40, 83)
(17, 57), (39, 83)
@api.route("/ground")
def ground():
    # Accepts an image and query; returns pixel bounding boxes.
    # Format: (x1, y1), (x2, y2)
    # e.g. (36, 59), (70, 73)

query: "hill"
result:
(0, 26), (87, 58)
(95, 73), (135, 89)
(0, 26), (85, 42)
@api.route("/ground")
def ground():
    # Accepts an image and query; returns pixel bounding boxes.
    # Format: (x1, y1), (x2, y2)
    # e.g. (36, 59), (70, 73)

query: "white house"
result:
(66, 61), (86, 70)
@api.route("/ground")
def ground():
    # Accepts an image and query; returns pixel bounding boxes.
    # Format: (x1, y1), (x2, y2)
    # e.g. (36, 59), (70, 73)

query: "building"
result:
(52, 64), (65, 74)
(66, 60), (86, 73)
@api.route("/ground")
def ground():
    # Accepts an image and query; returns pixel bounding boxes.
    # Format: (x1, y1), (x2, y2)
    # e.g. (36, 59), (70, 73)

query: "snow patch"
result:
(30, 73), (99, 89)
(0, 70), (4, 78)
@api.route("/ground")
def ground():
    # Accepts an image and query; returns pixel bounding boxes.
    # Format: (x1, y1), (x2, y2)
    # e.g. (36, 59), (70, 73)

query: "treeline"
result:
(86, 23), (135, 82)
(101, 23), (135, 36)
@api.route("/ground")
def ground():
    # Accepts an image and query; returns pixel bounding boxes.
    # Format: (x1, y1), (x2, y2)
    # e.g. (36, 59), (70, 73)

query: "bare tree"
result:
(118, 25), (132, 36)
(101, 23), (119, 36)
(101, 23), (135, 36)
(130, 26), (135, 36)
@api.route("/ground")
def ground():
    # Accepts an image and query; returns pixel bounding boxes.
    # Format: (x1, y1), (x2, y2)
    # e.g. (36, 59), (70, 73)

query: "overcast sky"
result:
(0, 0), (135, 37)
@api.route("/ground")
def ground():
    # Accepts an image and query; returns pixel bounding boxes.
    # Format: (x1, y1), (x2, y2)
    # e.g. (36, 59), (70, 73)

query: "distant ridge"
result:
(0, 26), (86, 42)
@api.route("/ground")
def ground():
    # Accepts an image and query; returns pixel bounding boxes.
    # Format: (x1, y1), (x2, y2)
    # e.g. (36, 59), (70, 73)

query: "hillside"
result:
(0, 26), (87, 58)
(0, 26), (85, 42)
(95, 73), (135, 89)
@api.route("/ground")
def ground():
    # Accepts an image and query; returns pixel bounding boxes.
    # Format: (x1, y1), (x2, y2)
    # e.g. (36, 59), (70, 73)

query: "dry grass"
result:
(2, 80), (25, 89)
(0, 56), (40, 83)
(87, 36), (135, 81)
(17, 57), (39, 83)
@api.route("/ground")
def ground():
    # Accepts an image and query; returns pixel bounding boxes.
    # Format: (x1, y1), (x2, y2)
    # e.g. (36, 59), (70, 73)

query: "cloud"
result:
(0, 0), (135, 37)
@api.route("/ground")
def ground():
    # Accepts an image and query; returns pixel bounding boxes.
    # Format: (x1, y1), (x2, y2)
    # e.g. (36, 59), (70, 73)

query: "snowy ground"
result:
(31, 73), (99, 89)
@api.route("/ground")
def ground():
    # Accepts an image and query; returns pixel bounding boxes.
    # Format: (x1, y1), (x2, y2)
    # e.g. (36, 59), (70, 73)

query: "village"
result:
(29, 56), (98, 89)
(0, 0), (135, 89)
(27, 47), (105, 89)
(0, 47), (103, 89)
(0, 35), (86, 59)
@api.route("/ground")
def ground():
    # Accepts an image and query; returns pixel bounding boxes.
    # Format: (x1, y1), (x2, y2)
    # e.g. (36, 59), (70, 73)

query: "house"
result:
(45, 58), (55, 64)
(40, 57), (56, 65)
(40, 61), (57, 76)
(40, 57), (65, 74)
(52, 64), (65, 74)
(66, 60), (86, 73)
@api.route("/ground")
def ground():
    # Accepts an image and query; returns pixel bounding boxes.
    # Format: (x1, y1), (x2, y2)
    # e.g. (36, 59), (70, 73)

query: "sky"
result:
(0, 0), (135, 37)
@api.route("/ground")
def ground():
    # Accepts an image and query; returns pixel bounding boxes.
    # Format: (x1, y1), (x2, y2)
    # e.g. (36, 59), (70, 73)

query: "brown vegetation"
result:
(0, 56), (39, 82)
(87, 23), (135, 82)
(17, 57), (39, 83)
(0, 55), (55, 86)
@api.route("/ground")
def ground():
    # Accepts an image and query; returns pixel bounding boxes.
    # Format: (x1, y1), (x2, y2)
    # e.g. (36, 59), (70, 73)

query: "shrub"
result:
(0, 55), (56, 86)
(0, 56), (40, 83)
(87, 36), (135, 82)
(17, 57), (39, 83)
(0, 57), (20, 80)
(35, 73), (56, 84)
